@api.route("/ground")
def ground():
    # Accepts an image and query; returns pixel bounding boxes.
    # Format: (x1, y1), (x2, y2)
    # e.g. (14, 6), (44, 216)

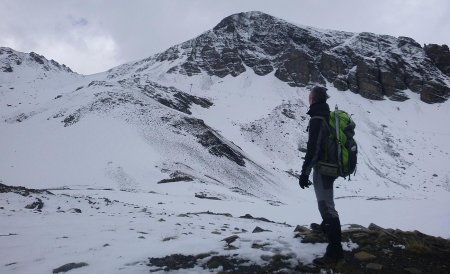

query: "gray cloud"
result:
(69, 16), (89, 27)
(1, 0), (449, 74)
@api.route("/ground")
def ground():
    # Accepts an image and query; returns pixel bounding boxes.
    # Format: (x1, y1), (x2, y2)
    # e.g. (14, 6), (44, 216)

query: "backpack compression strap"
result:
(308, 116), (328, 174)
(334, 105), (343, 176)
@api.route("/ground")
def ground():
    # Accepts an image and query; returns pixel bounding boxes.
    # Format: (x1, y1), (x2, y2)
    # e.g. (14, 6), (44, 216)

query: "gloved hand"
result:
(299, 173), (311, 189)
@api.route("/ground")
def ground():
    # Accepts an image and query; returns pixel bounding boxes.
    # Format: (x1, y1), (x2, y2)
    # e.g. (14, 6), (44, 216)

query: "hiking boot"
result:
(313, 255), (344, 267)
(325, 241), (344, 259)
(310, 222), (325, 233)
(319, 217), (344, 263)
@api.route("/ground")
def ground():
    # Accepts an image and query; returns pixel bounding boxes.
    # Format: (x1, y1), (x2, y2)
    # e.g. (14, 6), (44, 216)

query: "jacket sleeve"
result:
(301, 118), (324, 175)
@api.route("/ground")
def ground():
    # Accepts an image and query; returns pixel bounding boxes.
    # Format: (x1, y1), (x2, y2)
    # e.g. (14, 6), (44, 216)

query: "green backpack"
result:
(313, 105), (357, 179)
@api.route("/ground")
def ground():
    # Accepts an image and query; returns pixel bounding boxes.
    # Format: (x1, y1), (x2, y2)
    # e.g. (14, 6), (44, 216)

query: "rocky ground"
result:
(293, 223), (450, 274)
(147, 224), (450, 273)
(1, 183), (449, 274)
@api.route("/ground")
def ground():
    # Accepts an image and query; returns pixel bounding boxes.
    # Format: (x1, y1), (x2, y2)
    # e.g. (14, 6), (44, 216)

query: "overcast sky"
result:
(1, 0), (449, 74)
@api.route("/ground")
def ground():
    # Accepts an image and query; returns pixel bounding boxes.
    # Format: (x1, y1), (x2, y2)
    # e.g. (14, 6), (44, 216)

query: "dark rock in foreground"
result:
(252, 226), (271, 233)
(0, 183), (52, 196)
(148, 253), (316, 273)
(148, 223), (450, 273)
(24, 198), (44, 210)
(52, 262), (88, 273)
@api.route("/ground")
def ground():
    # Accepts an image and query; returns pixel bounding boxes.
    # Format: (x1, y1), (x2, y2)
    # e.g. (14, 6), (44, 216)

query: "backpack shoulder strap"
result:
(309, 116), (330, 132)
(307, 116), (326, 132)
(310, 116), (326, 121)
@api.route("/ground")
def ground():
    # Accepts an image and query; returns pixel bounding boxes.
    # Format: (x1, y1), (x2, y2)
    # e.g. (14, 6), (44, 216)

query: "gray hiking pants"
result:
(313, 168), (339, 220)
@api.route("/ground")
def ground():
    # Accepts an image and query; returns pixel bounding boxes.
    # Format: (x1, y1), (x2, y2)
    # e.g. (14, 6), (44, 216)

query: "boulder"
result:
(53, 262), (88, 273)
(366, 263), (383, 271)
(25, 198), (44, 210)
(222, 235), (239, 245)
(354, 251), (377, 262)
(404, 267), (422, 274)
(252, 226), (271, 233)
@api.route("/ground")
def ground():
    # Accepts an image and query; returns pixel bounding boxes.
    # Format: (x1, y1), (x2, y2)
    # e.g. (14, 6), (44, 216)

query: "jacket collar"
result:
(307, 102), (330, 117)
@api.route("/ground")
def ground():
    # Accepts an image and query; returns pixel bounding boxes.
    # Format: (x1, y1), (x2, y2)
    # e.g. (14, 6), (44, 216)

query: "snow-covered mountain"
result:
(1, 11), (450, 274)
(108, 11), (450, 103)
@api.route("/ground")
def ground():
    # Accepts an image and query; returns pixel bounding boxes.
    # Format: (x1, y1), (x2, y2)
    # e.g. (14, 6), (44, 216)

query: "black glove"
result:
(299, 173), (311, 189)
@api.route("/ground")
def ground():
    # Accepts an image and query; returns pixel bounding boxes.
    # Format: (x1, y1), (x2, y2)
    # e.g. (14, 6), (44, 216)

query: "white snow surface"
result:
(1, 47), (450, 273)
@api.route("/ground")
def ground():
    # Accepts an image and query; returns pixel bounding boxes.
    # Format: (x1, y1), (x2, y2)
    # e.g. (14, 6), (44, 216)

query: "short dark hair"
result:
(310, 86), (329, 103)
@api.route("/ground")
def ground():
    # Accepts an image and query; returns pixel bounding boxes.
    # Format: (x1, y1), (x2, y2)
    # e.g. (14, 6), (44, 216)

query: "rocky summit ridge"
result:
(119, 11), (450, 103)
(0, 47), (74, 74)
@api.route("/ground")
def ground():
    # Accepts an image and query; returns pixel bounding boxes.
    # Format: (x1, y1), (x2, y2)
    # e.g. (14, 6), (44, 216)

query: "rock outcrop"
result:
(117, 11), (450, 103)
(425, 44), (450, 77)
(0, 47), (74, 74)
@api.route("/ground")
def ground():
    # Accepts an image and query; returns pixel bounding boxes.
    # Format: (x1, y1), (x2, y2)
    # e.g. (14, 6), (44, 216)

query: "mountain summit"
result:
(110, 11), (450, 103)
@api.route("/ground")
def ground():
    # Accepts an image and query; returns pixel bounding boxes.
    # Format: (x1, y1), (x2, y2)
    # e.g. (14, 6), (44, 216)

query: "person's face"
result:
(309, 92), (314, 105)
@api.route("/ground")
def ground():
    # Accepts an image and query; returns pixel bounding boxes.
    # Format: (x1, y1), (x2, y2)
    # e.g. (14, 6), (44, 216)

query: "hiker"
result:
(299, 86), (344, 265)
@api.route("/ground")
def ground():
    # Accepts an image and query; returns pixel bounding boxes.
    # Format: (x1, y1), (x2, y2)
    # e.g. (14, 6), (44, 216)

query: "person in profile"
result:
(298, 86), (344, 266)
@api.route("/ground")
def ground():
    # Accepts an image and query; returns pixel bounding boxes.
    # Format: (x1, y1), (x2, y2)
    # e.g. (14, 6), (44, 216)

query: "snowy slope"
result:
(1, 12), (450, 274)
(0, 70), (283, 200)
